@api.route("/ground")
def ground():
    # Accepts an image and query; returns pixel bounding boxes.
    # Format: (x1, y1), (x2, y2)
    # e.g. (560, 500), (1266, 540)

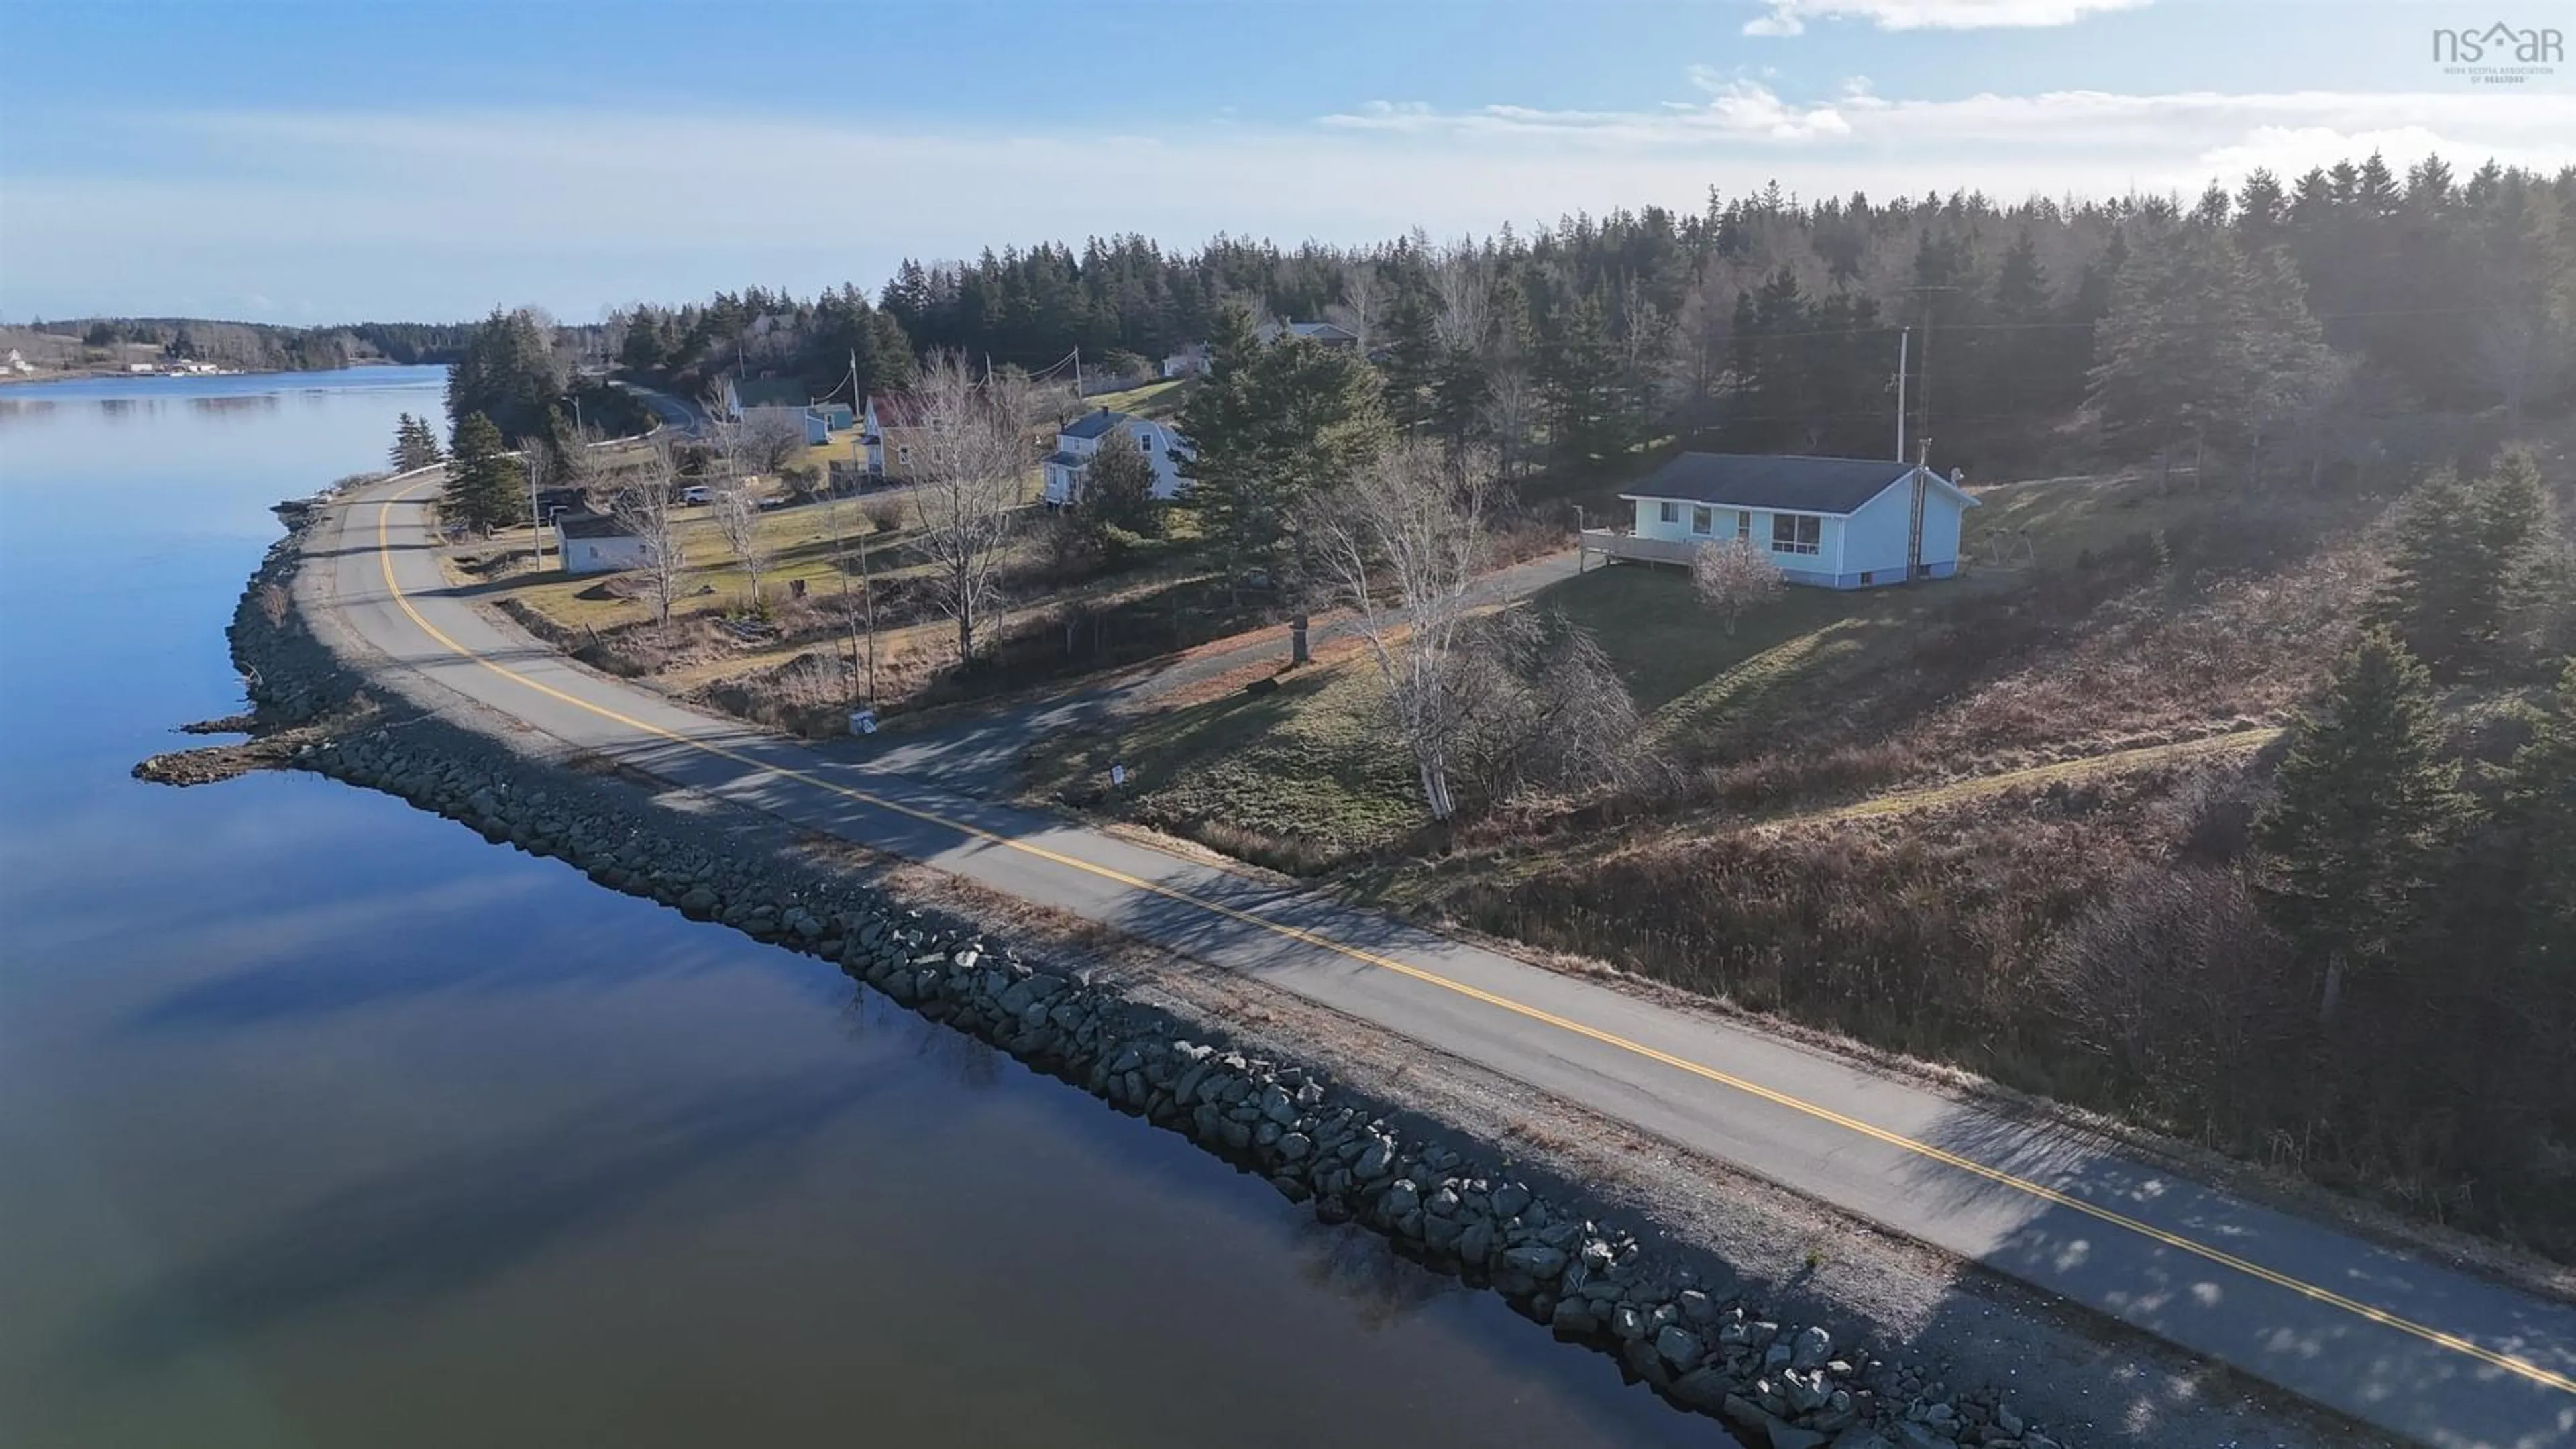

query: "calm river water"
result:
(0, 368), (1709, 1448)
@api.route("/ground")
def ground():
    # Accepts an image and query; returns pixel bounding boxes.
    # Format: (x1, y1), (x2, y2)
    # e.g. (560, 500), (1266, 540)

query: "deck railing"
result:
(1578, 529), (1699, 568)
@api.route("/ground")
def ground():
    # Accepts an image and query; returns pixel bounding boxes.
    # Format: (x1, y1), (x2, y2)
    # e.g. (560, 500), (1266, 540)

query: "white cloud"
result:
(1318, 83), (2576, 174)
(1743, 0), (2151, 36)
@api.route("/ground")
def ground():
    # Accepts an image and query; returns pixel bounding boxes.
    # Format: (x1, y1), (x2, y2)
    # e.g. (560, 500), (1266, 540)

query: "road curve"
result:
(312, 472), (2575, 1449)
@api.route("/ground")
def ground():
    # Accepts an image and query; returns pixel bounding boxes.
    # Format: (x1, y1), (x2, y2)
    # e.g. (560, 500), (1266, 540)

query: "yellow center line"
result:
(367, 481), (2572, 1397)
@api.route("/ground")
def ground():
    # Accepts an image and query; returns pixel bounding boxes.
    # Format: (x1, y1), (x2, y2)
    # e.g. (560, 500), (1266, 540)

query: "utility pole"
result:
(1894, 326), (1910, 462)
(861, 519), (877, 708)
(1073, 345), (1083, 397)
(527, 447), (545, 568)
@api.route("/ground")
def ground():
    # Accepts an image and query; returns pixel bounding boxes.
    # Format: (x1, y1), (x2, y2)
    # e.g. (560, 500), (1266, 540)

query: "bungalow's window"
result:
(899, 444), (912, 464)
(1659, 501), (1680, 525)
(1772, 514), (1821, 555)
(1691, 506), (1713, 535)
(1736, 509), (1752, 537)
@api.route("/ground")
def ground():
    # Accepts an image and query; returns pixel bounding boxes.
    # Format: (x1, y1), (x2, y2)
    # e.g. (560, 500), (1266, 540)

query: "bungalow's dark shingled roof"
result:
(1621, 453), (1914, 515)
(1061, 409), (1134, 440)
(555, 511), (634, 539)
(733, 376), (808, 409)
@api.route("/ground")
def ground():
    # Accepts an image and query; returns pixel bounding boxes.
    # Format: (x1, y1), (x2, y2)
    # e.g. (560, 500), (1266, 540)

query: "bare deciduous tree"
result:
(824, 476), (878, 709)
(699, 392), (751, 484)
(710, 479), (771, 611)
(1692, 536), (1784, 636)
(1428, 237), (1494, 353)
(609, 441), (686, 625)
(1481, 364), (1539, 482)
(1447, 609), (1647, 808)
(1306, 437), (1492, 822)
(741, 409), (811, 475)
(1326, 258), (1382, 352)
(554, 421), (611, 494)
(909, 350), (1034, 659)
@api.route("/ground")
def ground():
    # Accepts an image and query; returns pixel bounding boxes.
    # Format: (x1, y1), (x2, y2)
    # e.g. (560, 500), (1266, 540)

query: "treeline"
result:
(42, 316), (493, 370)
(2235, 449), (2573, 1244)
(690, 152), (2564, 476)
(614, 284), (916, 413)
(442, 306), (651, 446)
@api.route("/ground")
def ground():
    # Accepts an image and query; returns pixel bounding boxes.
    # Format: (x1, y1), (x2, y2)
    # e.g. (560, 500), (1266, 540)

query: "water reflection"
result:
(0, 368), (1717, 1449)
(68, 1067), (877, 1379)
(1291, 1218), (1473, 1332)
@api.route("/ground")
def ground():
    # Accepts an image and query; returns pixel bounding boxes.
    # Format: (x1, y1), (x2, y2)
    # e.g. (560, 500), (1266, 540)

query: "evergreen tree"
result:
(1990, 229), (2054, 420)
(1067, 423), (1166, 558)
(2256, 627), (2469, 1023)
(443, 413), (524, 535)
(1175, 307), (1386, 597)
(2380, 451), (2555, 677)
(1537, 292), (1620, 462)
(1379, 267), (1441, 428)
(2376, 469), (2492, 675)
(446, 307), (564, 442)
(1429, 343), (1490, 453)
(390, 413), (446, 472)
(2477, 447), (2555, 661)
(2506, 662), (2576, 1004)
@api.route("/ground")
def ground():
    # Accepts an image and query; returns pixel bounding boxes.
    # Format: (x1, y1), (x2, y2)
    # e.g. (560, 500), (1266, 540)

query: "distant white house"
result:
(553, 511), (652, 575)
(1254, 319), (1360, 350)
(1587, 453), (1979, 589)
(1042, 407), (1193, 506)
(3, 349), (33, 375)
(1160, 343), (1212, 378)
(721, 375), (830, 445)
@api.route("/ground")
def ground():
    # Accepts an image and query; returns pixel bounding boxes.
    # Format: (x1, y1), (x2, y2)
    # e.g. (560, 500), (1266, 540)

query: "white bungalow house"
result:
(1160, 343), (1212, 378)
(1585, 453), (1979, 589)
(552, 510), (654, 575)
(1042, 407), (1192, 506)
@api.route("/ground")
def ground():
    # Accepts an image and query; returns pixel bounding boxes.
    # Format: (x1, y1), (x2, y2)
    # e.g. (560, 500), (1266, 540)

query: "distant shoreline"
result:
(0, 358), (428, 388)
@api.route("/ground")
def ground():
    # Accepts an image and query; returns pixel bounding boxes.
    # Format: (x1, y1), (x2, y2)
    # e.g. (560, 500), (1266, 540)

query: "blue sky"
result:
(3, 1), (2569, 323)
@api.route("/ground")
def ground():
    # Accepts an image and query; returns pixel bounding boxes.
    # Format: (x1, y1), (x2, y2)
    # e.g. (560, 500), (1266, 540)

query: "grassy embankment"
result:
(1026, 468), (2344, 862)
(1019, 468), (2537, 1230)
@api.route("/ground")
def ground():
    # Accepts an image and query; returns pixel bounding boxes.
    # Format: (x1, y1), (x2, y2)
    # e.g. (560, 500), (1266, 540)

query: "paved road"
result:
(615, 379), (706, 437)
(313, 472), (2575, 1449)
(851, 547), (1588, 794)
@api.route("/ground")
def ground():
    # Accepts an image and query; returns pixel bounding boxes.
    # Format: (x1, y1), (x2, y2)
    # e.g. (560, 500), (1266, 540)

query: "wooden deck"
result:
(1578, 529), (1698, 568)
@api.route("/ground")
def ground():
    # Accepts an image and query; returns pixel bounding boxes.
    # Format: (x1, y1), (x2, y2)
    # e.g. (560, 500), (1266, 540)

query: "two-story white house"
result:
(1586, 453), (1980, 588)
(1042, 408), (1193, 506)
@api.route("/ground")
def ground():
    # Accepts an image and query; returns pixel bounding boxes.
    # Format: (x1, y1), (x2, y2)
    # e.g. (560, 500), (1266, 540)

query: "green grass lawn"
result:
(1021, 657), (1421, 870)
(455, 496), (936, 632)
(1008, 471), (2187, 867)
(1084, 377), (1191, 417)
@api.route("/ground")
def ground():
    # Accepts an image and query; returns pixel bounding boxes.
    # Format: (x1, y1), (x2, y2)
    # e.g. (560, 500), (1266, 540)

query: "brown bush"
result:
(2035, 865), (2295, 1112)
